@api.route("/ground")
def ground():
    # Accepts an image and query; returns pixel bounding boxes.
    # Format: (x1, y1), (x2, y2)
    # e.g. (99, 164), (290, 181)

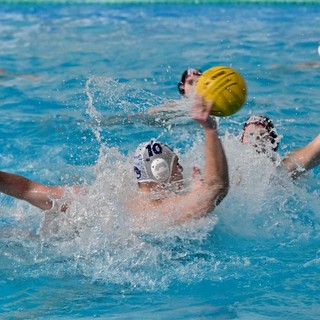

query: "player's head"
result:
(133, 139), (183, 187)
(178, 68), (202, 97)
(241, 115), (279, 152)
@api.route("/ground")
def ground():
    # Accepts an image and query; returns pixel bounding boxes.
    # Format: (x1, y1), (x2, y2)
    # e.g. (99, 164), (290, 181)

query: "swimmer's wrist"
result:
(211, 117), (218, 130)
(204, 117), (217, 131)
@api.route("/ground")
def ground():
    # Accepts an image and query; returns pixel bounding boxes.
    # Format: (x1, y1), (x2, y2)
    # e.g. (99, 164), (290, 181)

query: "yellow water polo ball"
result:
(196, 66), (247, 117)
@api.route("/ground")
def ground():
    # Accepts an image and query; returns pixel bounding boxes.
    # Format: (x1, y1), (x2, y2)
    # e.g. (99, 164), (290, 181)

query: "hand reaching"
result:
(191, 94), (217, 130)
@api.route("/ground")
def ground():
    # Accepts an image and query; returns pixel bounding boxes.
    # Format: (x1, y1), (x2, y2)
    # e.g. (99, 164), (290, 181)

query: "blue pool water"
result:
(0, 3), (320, 319)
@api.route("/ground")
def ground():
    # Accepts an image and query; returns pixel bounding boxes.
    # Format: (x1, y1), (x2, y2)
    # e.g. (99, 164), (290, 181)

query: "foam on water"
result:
(221, 134), (320, 241)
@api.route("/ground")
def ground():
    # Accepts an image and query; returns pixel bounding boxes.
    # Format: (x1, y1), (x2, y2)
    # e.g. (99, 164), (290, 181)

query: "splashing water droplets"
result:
(85, 77), (103, 143)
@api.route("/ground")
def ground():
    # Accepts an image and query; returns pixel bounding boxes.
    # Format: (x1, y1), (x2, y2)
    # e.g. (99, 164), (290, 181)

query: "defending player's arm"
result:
(282, 134), (320, 178)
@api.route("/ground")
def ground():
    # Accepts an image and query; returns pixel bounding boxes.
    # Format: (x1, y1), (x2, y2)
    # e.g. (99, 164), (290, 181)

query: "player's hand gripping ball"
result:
(196, 66), (247, 117)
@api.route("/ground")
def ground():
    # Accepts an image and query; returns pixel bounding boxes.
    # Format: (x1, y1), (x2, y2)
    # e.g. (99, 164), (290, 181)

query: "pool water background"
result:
(0, 3), (320, 319)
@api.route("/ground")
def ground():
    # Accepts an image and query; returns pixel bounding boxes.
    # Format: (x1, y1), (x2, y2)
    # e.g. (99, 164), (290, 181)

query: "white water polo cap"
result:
(133, 139), (177, 184)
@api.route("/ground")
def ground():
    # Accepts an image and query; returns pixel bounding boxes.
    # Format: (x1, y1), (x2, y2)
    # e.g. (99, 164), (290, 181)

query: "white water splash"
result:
(1, 79), (319, 291)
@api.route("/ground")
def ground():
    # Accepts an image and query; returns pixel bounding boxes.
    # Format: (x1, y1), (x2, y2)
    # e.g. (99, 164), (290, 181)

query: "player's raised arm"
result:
(192, 95), (229, 195)
(282, 134), (320, 178)
(156, 95), (229, 223)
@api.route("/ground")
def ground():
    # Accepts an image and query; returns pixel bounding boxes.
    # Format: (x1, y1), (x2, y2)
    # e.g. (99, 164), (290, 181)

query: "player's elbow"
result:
(207, 173), (229, 191)
(215, 184), (229, 206)
(210, 177), (229, 206)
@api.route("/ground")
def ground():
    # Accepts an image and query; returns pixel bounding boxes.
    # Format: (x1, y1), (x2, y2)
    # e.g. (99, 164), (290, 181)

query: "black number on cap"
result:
(146, 143), (163, 157)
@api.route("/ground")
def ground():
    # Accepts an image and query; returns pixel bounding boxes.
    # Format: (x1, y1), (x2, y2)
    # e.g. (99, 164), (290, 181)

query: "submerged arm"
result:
(282, 134), (320, 178)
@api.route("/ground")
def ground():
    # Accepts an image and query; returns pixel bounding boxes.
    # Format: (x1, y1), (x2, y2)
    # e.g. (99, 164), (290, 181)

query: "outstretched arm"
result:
(147, 101), (180, 114)
(0, 171), (79, 211)
(282, 134), (320, 178)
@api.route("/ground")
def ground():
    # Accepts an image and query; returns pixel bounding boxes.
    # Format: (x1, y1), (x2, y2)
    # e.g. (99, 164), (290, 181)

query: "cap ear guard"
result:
(151, 158), (170, 181)
(178, 81), (185, 95)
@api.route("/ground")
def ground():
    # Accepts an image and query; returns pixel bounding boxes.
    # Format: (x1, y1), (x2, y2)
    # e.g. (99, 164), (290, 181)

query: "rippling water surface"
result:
(0, 3), (320, 319)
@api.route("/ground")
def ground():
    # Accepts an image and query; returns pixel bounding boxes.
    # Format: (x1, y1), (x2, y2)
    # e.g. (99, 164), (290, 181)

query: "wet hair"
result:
(241, 115), (279, 151)
(177, 68), (202, 95)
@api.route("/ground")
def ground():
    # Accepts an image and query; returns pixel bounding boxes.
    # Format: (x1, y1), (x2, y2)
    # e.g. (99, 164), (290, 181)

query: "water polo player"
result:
(148, 68), (202, 114)
(241, 114), (320, 178)
(133, 140), (184, 191)
(177, 68), (202, 97)
(241, 115), (279, 153)
(0, 94), (229, 225)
